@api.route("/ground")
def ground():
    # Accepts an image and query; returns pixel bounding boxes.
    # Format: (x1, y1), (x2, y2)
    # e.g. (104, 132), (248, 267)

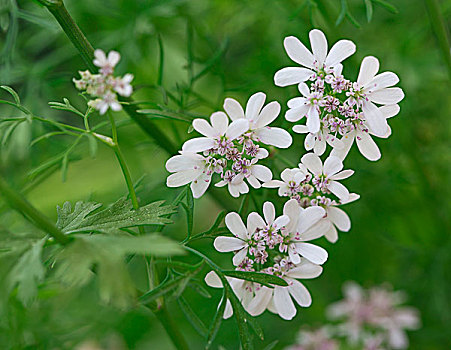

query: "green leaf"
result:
(263, 340), (279, 350)
(188, 280), (211, 298)
(206, 290), (227, 349)
(61, 154), (69, 182)
(181, 188), (194, 241)
(56, 198), (176, 235)
(222, 270), (288, 287)
(177, 296), (208, 337)
(7, 239), (46, 305)
(364, 0), (373, 22)
(0, 85), (20, 105)
(48, 98), (85, 118)
(86, 133), (98, 158)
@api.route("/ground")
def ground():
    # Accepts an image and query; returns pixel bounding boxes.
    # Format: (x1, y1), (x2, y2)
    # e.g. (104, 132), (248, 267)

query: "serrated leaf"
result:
(206, 290), (227, 349)
(0, 85), (20, 105)
(7, 239), (46, 305)
(56, 198), (176, 235)
(223, 270), (288, 287)
(177, 296), (208, 337)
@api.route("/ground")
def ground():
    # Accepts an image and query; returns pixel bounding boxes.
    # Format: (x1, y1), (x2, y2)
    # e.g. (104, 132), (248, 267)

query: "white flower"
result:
(182, 111), (249, 153)
(165, 152), (213, 198)
(285, 83), (323, 133)
(88, 91), (121, 115)
(93, 49), (120, 76)
(323, 193), (360, 243)
(263, 167), (307, 197)
(249, 259), (323, 320)
(293, 124), (344, 156)
(300, 153), (353, 202)
(274, 29), (356, 87)
(214, 173), (250, 198)
(349, 56), (404, 137)
(223, 92), (292, 148)
(331, 104), (400, 161)
(113, 73), (134, 97)
(281, 199), (330, 265)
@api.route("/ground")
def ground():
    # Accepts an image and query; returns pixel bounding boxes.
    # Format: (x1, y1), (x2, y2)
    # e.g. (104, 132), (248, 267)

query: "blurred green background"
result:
(0, 0), (450, 349)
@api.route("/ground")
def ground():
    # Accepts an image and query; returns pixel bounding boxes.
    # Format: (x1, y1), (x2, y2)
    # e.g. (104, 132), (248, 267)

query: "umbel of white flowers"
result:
(73, 49), (133, 115)
(162, 28), (404, 321)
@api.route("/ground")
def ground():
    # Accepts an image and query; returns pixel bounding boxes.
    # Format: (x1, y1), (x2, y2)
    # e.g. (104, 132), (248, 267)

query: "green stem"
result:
(153, 307), (190, 350)
(0, 175), (70, 245)
(36, 0), (178, 154)
(424, 0), (451, 79)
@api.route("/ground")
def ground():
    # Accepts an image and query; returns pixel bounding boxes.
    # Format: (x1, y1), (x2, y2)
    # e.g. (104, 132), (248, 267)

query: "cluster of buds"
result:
(73, 49), (133, 115)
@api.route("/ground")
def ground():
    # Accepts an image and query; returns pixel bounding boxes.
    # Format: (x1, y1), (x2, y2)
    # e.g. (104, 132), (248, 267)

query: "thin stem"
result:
(0, 175), (70, 245)
(107, 112), (139, 210)
(424, 0), (451, 79)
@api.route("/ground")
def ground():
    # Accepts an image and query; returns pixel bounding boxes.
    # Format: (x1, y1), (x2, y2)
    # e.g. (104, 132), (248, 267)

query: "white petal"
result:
(324, 224), (338, 243)
(356, 131), (381, 161)
(288, 279), (312, 307)
(357, 56), (380, 86)
(380, 104), (400, 119)
(306, 107), (320, 133)
(214, 236), (246, 252)
(210, 111), (229, 135)
(300, 153), (322, 175)
(232, 248), (249, 266)
(193, 118), (217, 138)
(283, 199), (301, 232)
(263, 201), (276, 224)
(225, 119), (249, 140)
(252, 164), (272, 182)
(325, 39), (356, 67)
(245, 92), (266, 121)
(283, 36), (315, 69)
(327, 135), (344, 150)
(262, 180), (284, 188)
(362, 100), (388, 137)
(274, 286), (296, 320)
(255, 127), (292, 148)
(246, 175), (261, 189)
(274, 67), (314, 86)
(302, 218), (332, 240)
(247, 212), (265, 234)
(369, 87), (405, 105)
(298, 82), (310, 97)
(225, 212), (248, 239)
(286, 261), (323, 279)
(167, 169), (200, 187)
(329, 169), (354, 180)
(166, 154), (203, 172)
(247, 286), (273, 316)
(327, 206), (351, 231)
(313, 137), (326, 155)
(287, 96), (307, 108)
(298, 206), (325, 233)
(295, 243), (328, 265)
(285, 106), (308, 122)
(365, 71), (399, 91)
(289, 247), (301, 264)
(254, 101), (280, 129)
(323, 156), (343, 177)
(330, 132), (355, 161)
(224, 299), (233, 319)
(190, 172), (212, 198)
(182, 137), (215, 152)
(273, 214), (290, 229)
(309, 29), (328, 65)
(328, 181), (350, 202)
(224, 98), (244, 120)
(107, 51), (120, 66)
(205, 271), (222, 288)
(292, 125), (309, 134)
(93, 49), (107, 66)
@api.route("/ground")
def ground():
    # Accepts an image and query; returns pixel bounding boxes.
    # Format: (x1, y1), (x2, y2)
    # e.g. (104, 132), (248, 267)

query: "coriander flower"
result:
(323, 193), (360, 243)
(274, 29), (356, 87)
(263, 167), (307, 197)
(292, 123), (344, 156)
(73, 49), (133, 115)
(300, 153), (353, 202)
(223, 92), (292, 148)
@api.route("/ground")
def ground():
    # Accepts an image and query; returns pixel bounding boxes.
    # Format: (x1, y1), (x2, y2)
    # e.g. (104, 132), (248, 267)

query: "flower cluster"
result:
(275, 29), (404, 161)
(206, 200), (329, 320)
(287, 282), (420, 350)
(73, 49), (133, 115)
(264, 153), (358, 243)
(165, 92), (292, 198)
